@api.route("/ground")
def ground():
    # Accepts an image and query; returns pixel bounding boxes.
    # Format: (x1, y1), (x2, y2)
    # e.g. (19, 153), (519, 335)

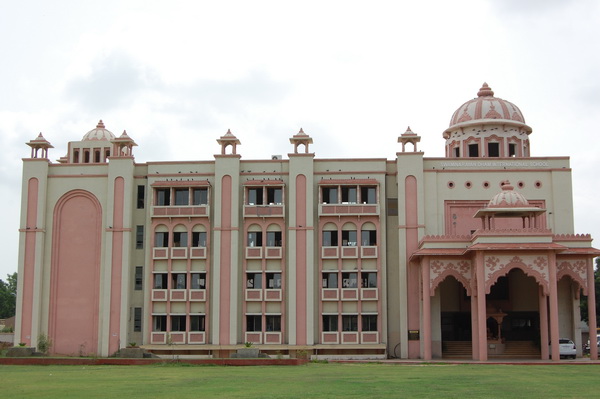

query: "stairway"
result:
(442, 341), (472, 359)
(442, 341), (540, 359)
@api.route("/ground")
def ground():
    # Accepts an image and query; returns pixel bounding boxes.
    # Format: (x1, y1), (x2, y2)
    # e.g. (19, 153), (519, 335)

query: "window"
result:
(192, 231), (207, 247)
(133, 307), (142, 332)
(488, 142), (500, 157)
(153, 274), (168, 289)
(136, 225), (144, 249)
(173, 232), (188, 247)
(84, 150), (90, 163)
(360, 186), (376, 204)
(266, 273), (281, 289)
(509, 143), (517, 157)
(156, 189), (170, 206)
(172, 273), (187, 289)
(190, 315), (205, 331)
(266, 231), (282, 247)
(154, 232), (169, 247)
(361, 230), (376, 246)
(246, 315), (262, 332)
(341, 186), (357, 203)
(171, 315), (186, 332)
(342, 230), (357, 246)
(94, 150), (101, 163)
(362, 315), (377, 332)
(468, 143), (479, 157)
(153, 315), (167, 332)
(191, 273), (206, 290)
(246, 273), (262, 289)
(193, 188), (208, 205)
(247, 232), (263, 247)
(322, 230), (338, 246)
(342, 315), (358, 331)
(266, 315), (281, 332)
(134, 266), (143, 290)
(137, 185), (145, 209)
(342, 272), (358, 288)
(248, 188), (263, 205)
(267, 187), (282, 204)
(73, 150), (79, 163)
(174, 189), (189, 205)
(322, 315), (338, 332)
(453, 147), (460, 157)
(322, 187), (338, 204)
(361, 272), (377, 288)
(322, 272), (338, 288)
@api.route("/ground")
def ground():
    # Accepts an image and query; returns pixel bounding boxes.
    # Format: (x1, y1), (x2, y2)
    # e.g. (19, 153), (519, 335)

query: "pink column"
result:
(475, 252), (487, 361)
(20, 178), (39, 345)
(219, 175), (232, 344)
(405, 176), (420, 358)
(548, 252), (560, 361)
(109, 177), (125, 354)
(587, 257), (598, 360)
(421, 258), (431, 360)
(470, 291), (479, 360)
(538, 286), (549, 360)
(295, 175), (307, 345)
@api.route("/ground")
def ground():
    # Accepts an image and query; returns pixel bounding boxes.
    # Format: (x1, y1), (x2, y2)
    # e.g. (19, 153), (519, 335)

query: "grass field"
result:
(1, 362), (597, 398)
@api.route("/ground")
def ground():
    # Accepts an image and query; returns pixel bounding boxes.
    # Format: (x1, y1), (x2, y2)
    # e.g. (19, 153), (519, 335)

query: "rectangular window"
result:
(247, 232), (263, 247)
(266, 231), (282, 247)
(94, 149), (101, 163)
(468, 143), (479, 157)
(342, 315), (358, 331)
(193, 188), (208, 205)
(246, 273), (262, 289)
(342, 272), (358, 288)
(509, 143), (517, 157)
(360, 186), (377, 204)
(190, 315), (205, 331)
(266, 273), (281, 289)
(246, 315), (262, 332)
(488, 142), (500, 157)
(174, 188), (189, 205)
(248, 188), (263, 205)
(265, 315), (281, 332)
(134, 307), (142, 332)
(322, 230), (338, 246)
(361, 230), (377, 246)
(156, 188), (170, 206)
(322, 315), (338, 332)
(361, 272), (377, 288)
(267, 187), (283, 204)
(137, 185), (145, 209)
(362, 314), (378, 332)
(322, 272), (338, 288)
(341, 186), (357, 203)
(172, 273), (187, 289)
(136, 225), (144, 249)
(153, 315), (167, 332)
(192, 232), (207, 247)
(342, 230), (357, 246)
(173, 232), (188, 247)
(191, 273), (206, 289)
(154, 232), (169, 247)
(134, 266), (143, 290)
(322, 187), (338, 204)
(153, 273), (168, 289)
(171, 315), (186, 332)
(453, 147), (460, 157)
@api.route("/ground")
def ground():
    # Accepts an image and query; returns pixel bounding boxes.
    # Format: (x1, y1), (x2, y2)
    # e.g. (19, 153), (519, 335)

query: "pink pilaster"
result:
(587, 257), (598, 360)
(475, 252), (487, 361)
(470, 292), (479, 360)
(548, 252), (560, 361)
(20, 178), (39, 345)
(405, 176), (420, 358)
(295, 175), (307, 345)
(219, 175), (232, 344)
(539, 286), (549, 360)
(421, 257), (431, 360)
(109, 177), (125, 354)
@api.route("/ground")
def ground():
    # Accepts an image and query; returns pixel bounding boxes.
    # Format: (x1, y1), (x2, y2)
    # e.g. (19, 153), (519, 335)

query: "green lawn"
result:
(1, 362), (597, 398)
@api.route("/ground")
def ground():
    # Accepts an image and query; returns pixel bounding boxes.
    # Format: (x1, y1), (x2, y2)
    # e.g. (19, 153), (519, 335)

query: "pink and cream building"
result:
(15, 84), (599, 360)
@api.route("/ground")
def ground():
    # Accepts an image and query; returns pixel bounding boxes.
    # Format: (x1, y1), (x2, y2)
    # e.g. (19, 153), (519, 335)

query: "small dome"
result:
(447, 83), (530, 131)
(488, 180), (529, 208)
(82, 120), (116, 141)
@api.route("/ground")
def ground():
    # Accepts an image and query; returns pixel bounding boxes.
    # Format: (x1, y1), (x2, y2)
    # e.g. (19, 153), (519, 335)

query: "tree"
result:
(0, 272), (17, 319)
(580, 258), (600, 327)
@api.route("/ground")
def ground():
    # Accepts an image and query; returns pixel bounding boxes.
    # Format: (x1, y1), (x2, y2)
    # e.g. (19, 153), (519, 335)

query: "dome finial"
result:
(96, 119), (105, 129)
(477, 83), (494, 97)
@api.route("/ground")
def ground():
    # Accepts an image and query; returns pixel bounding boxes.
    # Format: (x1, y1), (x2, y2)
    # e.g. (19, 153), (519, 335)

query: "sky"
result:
(1, 0), (599, 279)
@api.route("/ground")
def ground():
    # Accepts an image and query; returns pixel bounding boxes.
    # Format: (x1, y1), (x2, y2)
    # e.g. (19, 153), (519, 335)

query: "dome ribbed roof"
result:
(82, 120), (116, 141)
(488, 181), (529, 208)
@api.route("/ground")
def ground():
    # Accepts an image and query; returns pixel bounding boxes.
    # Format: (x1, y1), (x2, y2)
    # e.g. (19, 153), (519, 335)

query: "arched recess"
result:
(557, 260), (588, 296)
(485, 261), (549, 296)
(49, 190), (102, 356)
(431, 268), (473, 297)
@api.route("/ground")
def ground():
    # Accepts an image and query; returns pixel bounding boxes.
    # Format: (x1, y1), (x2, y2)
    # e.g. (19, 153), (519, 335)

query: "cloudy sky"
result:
(1, 0), (599, 278)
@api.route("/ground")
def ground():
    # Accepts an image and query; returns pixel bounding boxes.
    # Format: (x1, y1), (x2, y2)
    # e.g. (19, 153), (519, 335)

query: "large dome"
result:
(447, 83), (530, 131)
(82, 120), (116, 141)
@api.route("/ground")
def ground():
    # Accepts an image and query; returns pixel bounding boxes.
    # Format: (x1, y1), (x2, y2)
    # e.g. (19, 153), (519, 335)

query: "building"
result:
(15, 83), (599, 360)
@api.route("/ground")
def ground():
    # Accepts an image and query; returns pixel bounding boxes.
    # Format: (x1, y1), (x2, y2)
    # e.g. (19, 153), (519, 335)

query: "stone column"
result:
(421, 257), (431, 360)
(548, 252), (560, 361)
(539, 286), (549, 360)
(588, 257), (598, 360)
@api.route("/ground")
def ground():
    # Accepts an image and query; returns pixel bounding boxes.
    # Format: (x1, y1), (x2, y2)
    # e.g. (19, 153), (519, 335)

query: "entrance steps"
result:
(442, 341), (540, 359)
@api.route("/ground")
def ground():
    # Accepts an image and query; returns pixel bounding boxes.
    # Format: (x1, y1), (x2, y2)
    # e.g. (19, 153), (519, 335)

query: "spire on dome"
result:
(96, 120), (106, 128)
(477, 83), (494, 97)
